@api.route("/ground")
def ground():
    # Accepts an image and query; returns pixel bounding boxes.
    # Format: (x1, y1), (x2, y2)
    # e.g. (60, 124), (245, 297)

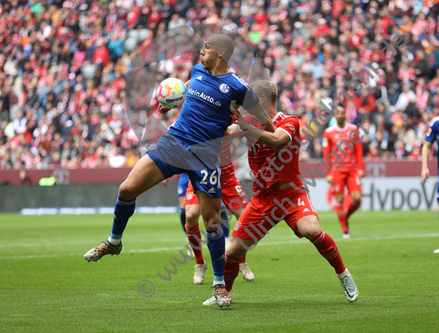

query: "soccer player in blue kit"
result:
(421, 115), (439, 254)
(84, 34), (275, 307)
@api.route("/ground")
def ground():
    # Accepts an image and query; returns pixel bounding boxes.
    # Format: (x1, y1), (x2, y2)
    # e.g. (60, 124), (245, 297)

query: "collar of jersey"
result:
(334, 124), (348, 131)
(272, 112), (282, 122)
(202, 66), (233, 78)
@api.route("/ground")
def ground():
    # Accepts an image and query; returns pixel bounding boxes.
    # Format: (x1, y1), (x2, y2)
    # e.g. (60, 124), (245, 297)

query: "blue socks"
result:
(109, 196), (136, 242)
(206, 227), (225, 283)
(179, 208), (187, 234)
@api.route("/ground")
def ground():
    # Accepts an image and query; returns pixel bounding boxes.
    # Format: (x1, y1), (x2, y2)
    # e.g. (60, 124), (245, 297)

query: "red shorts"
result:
(185, 177), (248, 213)
(332, 170), (362, 195)
(231, 187), (318, 241)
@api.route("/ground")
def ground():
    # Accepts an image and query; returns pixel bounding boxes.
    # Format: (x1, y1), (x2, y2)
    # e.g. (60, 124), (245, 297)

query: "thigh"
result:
(122, 154), (166, 197)
(332, 170), (348, 195)
(284, 191), (319, 239)
(346, 170), (362, 193)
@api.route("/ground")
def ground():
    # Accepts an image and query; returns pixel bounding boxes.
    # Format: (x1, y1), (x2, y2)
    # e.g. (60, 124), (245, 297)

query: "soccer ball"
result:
(157, 78), (188, 109)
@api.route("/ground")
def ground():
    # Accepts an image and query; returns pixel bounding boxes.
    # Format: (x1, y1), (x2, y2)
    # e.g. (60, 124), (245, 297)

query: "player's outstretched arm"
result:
(422, 141), (432, 183)
(245, 102), (275, 133)
(231, 107), (288, 148)
(355, 139), (365, 178)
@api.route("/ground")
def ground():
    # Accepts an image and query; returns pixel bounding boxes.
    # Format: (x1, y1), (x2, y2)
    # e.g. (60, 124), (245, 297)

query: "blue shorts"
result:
(148, 134), (222, 199)
(178, 173), (190, 197)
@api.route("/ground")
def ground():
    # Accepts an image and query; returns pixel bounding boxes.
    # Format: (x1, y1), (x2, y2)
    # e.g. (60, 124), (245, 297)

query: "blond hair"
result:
(249, 80), (278, 106)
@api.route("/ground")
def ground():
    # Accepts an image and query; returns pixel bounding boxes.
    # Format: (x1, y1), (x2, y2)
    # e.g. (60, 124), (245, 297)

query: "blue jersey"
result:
(168, 64), (259, 153)
(425, 116), (439, 145)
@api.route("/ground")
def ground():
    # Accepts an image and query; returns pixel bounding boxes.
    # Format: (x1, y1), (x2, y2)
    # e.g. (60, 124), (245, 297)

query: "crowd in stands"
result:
(0, 0), (438, 171)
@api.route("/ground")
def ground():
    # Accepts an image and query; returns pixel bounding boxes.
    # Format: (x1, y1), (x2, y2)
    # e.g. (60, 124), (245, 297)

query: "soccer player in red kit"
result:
(323, 106), (364, 238)
(185, 139), (255, 285)
(203, 80), (359, 305)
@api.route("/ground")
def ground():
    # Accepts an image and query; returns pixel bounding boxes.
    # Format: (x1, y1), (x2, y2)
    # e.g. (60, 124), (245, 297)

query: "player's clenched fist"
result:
(158, 104), (171, 114)
(422, 166), (430, 183)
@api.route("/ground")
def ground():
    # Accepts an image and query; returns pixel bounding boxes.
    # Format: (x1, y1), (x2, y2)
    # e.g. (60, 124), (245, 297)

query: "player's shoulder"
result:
(429, 116), (439, 128)
(324, 125), (338, 133)
(346, 122), (358, 129)
(275, 112), (297, 123)
(229, 73), (251, 91)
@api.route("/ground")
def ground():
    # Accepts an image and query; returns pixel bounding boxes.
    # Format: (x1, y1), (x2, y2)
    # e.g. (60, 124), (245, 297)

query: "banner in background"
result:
(308, 177), (438, 212)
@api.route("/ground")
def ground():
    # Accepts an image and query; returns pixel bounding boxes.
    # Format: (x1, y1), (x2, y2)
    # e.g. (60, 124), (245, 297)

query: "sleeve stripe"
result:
(278, 128), (292, 142)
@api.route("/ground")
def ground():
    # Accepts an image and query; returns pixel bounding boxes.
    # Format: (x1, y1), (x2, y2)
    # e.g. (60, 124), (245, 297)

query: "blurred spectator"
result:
(1, 0), (439, 172)
(17, 169), (31, 186)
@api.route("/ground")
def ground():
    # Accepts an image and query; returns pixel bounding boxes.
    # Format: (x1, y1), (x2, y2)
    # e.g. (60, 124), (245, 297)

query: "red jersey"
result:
(246, 113), (304, 197)
(218, 139), (236, 185)
(322, 123), (364, 173)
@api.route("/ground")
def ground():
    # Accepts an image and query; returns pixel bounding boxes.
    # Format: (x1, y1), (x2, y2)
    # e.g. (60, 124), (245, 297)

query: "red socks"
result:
(311, 231), (346, 274)
(346, 202), (359, 220)
(224, 253), (240, 292)
(334, 202), (349, 233)
(239, 253), (247, 264)
(185, 224), (204, 265)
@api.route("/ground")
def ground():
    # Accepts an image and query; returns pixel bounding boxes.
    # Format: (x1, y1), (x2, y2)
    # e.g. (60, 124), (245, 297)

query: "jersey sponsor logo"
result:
(219, 83), (230, 93)
(187, 88), (222, 107)
(196, 75), (202, 81)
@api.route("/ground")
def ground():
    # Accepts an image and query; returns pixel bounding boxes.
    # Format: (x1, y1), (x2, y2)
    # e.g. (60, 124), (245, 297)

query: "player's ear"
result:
(218, 48), (225, 58)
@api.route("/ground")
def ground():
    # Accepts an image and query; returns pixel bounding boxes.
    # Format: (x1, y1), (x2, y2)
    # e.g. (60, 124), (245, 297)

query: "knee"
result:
(300, 224), (321, 240)
(119, 181), (138, 200)
(202, 211), (221, 231)
(353, 195), (362, 206)
(185, 209), (200, 226)
(227, 238), (247, 259)
(335, 195), (344, 205)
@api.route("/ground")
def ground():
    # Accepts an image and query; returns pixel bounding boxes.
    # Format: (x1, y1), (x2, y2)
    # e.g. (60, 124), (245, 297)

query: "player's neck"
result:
(337, 121), (346, 129)
(209, 61), (229, 76)
(209, 67), (229, 76)
(269, 107), (277, 119)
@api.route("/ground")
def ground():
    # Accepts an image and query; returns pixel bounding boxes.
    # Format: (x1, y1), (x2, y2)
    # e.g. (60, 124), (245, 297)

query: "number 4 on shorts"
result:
(298, 198), (305, 206)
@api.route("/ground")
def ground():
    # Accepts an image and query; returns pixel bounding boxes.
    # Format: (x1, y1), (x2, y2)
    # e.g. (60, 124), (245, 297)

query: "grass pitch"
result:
(1, 211), (439, 332)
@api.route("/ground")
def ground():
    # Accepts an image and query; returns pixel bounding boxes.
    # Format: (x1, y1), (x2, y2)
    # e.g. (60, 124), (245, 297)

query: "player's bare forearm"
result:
(185, 80), (191, 88)
(246, 103), (275, 133)
(422, 142), (432, 168)
(244, 128), (290, 149)
(421, 142), (432, 182)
